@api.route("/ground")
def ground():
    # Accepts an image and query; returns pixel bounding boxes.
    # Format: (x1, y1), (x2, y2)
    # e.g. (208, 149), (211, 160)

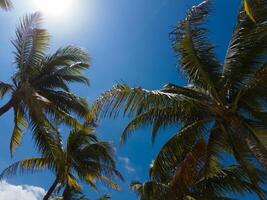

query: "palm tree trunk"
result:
(43, 177), (59, 200)
(0, 98), (13, 116)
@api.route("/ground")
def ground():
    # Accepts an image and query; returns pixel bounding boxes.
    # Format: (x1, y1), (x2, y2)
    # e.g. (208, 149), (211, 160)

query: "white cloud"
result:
(118, 157), (136, 174)
(0, 181), (45, 200)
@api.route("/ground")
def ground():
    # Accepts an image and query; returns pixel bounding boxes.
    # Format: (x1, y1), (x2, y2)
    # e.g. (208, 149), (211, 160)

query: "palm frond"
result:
(240, 63), (267, 101)
(94, 84), (184, 117)
(67, 129), (123, 192)
(221, 125), (266, 200)
(172, 1), (221, 96)
(130, 181), (167, 200)
(223, 0), (267, 94)
(0, 0), (12, 10)
(32, 46), (90, 90)
(243, 121), (267, 169)
(195, 165), (266, 197)
(0, 157), (48, 179)
(94, 83), (211, 143)
(150, 119), (210, 182)
(67, 173), (81, 191)
(0, 82), (13, 98)
(202, 124), (231, 176)
(12, 12), (49, 78)
(40, 89), (90, 118)
(168, 139), (207, 198)
(10, 107), (28, 156)
(244, 0), (256, 22)
(28, 100), (63, 165)
(98, 175), (120, 190)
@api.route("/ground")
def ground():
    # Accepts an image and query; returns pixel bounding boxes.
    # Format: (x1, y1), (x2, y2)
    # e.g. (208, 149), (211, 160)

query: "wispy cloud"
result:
(119, 157), (136, 174)
(0, 181), (45, 200)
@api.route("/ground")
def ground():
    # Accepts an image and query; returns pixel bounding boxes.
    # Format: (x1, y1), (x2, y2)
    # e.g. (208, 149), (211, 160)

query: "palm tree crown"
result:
(94, 1), (267, 199)
(0, 128), (123, 200)
(0, 12), (92, 156)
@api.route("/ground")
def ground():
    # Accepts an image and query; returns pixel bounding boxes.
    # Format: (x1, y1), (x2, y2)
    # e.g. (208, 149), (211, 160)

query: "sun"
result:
(32, 0), (73, 17)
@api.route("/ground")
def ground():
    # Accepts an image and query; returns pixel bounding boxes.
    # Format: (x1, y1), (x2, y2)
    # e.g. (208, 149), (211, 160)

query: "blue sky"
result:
(0, 0), (260, 199)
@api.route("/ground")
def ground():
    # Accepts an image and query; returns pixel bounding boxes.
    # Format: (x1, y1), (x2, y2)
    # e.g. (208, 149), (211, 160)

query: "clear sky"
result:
(0, 0), (259, 199)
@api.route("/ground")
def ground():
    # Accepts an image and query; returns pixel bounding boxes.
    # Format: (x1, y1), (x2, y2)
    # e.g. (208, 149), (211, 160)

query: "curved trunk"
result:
(0, 98), (14, 116)
(43, 177), (59, 200)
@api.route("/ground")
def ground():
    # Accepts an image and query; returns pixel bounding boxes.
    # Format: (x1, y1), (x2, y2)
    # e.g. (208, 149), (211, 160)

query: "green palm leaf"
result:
(0, 157), (49, 179)
(10, 107), (28, 156)
(94, 83), (212, 143)
(0, 0), (12, 10)
(12, 12), (49, 79)
(172, 1), (221, 97)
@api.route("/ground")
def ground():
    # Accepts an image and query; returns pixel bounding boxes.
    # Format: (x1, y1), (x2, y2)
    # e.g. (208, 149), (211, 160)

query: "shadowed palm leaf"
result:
(94, 1), (267, 199)
(131, 139), (266, 200)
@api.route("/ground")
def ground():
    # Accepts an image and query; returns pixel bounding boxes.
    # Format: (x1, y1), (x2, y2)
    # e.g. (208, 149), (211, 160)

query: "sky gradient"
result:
(0, 0), (259, 199)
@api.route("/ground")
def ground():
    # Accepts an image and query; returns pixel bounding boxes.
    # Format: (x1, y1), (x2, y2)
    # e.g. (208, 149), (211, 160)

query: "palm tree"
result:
(0, 0), (12, 10)
(94, 1), (267, 199)
(130, 138), (266, 200)
(0, 128), (123, 200)
(0, 12), (92, 156)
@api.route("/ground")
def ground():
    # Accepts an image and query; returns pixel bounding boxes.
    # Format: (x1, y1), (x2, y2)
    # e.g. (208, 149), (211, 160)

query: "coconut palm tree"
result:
(0, 128), (123, 200)
(94, 1), (267, 199)
(131, 138), (266, 200)
(0, 12), (92, 156)
(0, 0), (12, 10)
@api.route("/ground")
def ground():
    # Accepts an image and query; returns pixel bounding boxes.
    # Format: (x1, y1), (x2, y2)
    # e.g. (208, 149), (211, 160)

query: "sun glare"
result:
(32, 0), (72, 17)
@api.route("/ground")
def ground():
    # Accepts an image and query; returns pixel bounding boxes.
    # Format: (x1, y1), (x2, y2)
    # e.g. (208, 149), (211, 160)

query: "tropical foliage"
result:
(0, 10), (121, 200)
(0, 0), (12, 10)
(0, 128), (122, 200)
(0, 12), (92, 157)
(0, 0), (266, 200)
(94, 1), (267, 199)
(131, 138), (266, 200)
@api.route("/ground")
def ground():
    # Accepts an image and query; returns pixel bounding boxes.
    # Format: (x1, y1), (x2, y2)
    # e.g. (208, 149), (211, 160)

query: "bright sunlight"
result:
(32, 0), (73, 17)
